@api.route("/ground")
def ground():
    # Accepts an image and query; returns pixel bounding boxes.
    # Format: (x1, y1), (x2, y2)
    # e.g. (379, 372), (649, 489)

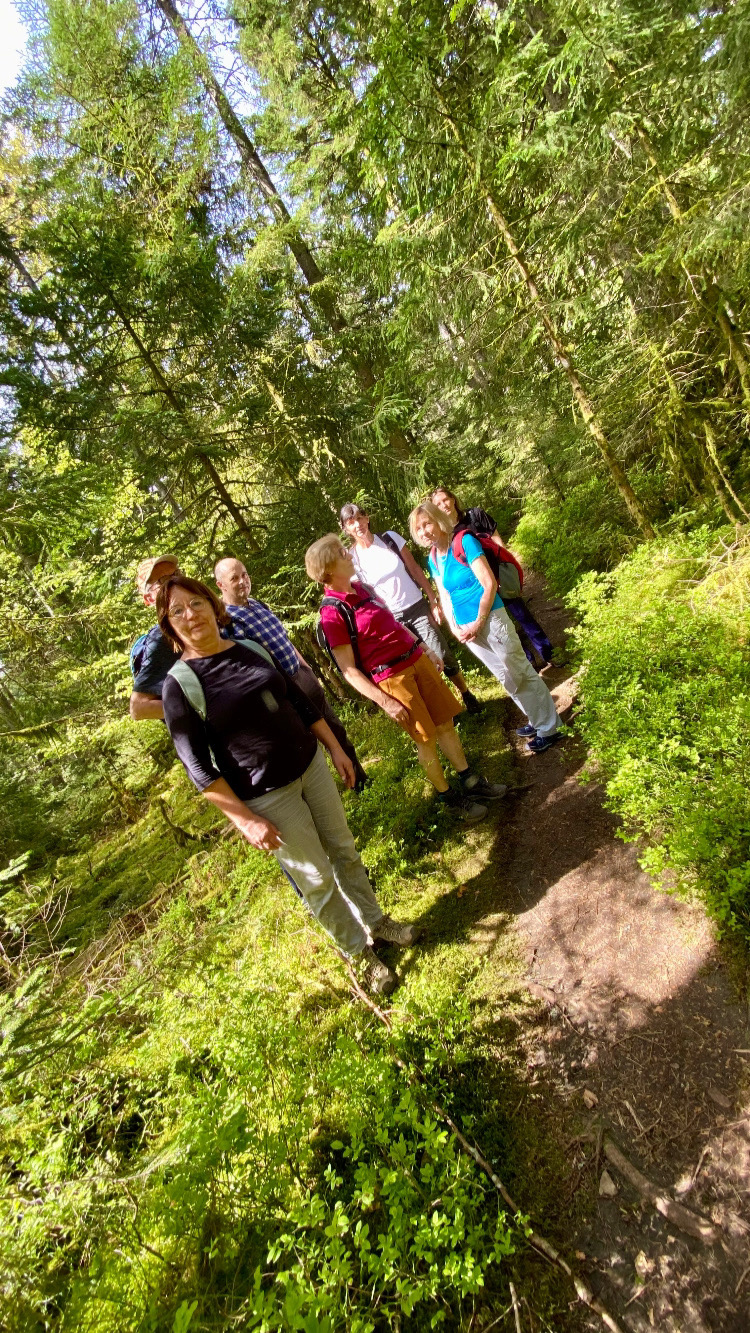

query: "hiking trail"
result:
(466, 575), (750, 1331)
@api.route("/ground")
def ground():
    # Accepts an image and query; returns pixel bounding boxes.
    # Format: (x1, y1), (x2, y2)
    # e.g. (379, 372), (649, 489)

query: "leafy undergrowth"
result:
(570, 524), (750, 941)
(0, 675), (581, 1332)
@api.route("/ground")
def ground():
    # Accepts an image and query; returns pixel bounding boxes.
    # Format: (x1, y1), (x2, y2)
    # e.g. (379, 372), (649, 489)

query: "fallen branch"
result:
(344, 959), (624, 1333)
(602, 1138), (718, 1244)
(509, 1280), (522, 1333)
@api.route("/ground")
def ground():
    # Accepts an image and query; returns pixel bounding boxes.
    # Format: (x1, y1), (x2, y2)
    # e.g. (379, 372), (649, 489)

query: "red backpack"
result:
(432, 530), (524, 599)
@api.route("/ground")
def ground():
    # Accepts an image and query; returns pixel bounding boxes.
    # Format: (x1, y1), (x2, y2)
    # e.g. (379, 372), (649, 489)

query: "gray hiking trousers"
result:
(245, 746), (382, 956)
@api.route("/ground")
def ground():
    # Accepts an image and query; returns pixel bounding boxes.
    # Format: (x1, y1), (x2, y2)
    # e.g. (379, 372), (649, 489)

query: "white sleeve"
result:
(386, 530), (407, 550)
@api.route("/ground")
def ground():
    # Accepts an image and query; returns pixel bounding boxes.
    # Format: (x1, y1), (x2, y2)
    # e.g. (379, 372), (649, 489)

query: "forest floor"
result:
(468, 576), (750, 1333)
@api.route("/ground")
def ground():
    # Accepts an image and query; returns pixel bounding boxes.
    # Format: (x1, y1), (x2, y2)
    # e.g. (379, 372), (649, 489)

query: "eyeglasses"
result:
(170, 598), (210, 620)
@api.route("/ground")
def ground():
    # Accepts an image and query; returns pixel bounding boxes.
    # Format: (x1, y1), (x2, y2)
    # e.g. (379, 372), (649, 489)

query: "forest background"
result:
(1, 0), (750, 1329)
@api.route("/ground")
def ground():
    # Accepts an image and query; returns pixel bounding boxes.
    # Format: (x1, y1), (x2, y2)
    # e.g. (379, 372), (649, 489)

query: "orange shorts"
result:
(378, 653), (461, 744)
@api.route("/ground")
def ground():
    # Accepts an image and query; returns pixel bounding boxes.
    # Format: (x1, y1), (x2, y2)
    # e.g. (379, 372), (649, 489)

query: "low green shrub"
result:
(570, 529), (750, 937)
(1, 960), (520, 1333)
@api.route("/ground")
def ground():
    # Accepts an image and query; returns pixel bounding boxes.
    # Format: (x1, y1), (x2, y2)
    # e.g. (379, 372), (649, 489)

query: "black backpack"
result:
(316, 582), (421, 676)
(376, 531), (405, 561)
(316, 596), (367, 674)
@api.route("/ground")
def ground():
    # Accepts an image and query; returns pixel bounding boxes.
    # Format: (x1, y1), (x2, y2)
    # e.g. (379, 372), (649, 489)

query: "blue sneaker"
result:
(516, 724), (537, 738)
(527, 732), (561, 754)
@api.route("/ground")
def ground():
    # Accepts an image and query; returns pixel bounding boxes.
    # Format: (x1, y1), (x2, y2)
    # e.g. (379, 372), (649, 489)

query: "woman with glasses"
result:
(155, 575), (417, 995)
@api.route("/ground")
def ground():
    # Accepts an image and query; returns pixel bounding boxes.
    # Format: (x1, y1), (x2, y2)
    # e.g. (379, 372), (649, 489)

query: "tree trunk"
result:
(427, 80), (653, 536)
(608, 73), (750, 410)
(483, 194), (654, 536)
(153, 0), (412, 463)
(104, 289), (261, 546)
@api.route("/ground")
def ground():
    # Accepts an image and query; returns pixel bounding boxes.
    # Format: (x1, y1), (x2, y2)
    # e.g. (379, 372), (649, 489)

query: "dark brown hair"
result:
(339, 502), (368, 525)
(430, 486), (464, 519)
(156, 576), (230, 651)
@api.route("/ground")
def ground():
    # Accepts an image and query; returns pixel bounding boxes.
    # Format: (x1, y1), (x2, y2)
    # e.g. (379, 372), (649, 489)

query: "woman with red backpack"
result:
(430, 487), (554, 669)
(305, 534), (508, 822)
(409, 502), (560, 754)
(338, 502), (482, 713)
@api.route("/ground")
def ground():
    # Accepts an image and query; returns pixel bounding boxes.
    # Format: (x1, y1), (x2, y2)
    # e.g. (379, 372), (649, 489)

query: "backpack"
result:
(316, 597), (366, 674)
(435, 530), (524, 600)
(129, 631), (150, 681)
(316, 584), (418, 677)
(167, 638), (276, 720)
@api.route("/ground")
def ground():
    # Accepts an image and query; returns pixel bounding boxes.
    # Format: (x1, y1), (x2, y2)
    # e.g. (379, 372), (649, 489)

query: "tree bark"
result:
(482, 194), (654, 535)
(153, 0), (412, 462)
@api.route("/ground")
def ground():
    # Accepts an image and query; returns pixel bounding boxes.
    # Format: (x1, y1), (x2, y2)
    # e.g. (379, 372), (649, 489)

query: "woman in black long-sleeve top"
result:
(155, 576), (419, 994)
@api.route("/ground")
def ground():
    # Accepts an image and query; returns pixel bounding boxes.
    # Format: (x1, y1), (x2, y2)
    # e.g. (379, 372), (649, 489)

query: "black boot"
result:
(461, 689), (483, 715)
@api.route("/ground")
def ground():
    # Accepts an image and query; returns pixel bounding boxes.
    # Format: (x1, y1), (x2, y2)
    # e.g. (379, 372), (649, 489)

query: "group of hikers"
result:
(129, 488), (560, 996)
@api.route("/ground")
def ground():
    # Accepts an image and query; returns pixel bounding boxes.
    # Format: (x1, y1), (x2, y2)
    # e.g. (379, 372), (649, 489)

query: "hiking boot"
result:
(359, 946), (398, 996)
(515, 724), (537, 738)
(438, 789), (489, 823)
(372, 915), (422, 947)
(527, 731), (561, 754)
(461, 689), (483, 714)
(462, 773), (508, 801)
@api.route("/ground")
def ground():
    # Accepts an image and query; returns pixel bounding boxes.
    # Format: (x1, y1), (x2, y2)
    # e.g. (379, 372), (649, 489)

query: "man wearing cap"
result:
(214, 556), (368, 791)
(129, 555), (181, 721)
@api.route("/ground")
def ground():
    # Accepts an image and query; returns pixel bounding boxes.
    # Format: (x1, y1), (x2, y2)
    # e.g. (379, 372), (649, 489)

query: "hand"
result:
(425, 647), (444, 672)
(237, 814), (283, 852)
(430, 601), (442, 625)
(331, 747), (356, 788)
(457, 619), (482, 643)
(379, 692), (410, 726)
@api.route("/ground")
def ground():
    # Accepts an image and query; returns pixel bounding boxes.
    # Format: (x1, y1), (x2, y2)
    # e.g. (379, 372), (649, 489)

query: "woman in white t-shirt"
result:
(339, 503), (482, 714)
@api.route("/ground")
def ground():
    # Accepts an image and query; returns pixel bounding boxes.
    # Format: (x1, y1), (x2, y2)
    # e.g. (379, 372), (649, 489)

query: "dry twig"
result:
(509, 1280), (522, 1333)
(344, 960), (624, 1333)
(602, 1138), (718, 1243)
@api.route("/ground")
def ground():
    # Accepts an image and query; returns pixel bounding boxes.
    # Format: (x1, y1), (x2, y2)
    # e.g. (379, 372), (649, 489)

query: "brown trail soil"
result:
(473, 575), (750, 1332)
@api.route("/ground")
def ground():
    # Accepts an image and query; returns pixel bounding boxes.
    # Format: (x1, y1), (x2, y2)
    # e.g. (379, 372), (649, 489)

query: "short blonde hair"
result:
(409, 500), (454, 548)
(305, 533), (346, 583)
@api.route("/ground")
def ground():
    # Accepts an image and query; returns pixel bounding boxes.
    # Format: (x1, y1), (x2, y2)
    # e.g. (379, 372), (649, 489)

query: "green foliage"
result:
(571, 529), (750, 934)
(2, 0), (750, 1325)
(0, 682), (529, 1333)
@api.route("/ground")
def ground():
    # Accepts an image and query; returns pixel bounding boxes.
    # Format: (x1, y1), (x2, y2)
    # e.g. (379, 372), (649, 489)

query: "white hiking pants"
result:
(465, 608), (559, 736)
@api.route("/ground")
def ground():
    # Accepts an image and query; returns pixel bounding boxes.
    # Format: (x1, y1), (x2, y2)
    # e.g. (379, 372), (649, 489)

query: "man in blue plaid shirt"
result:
(215, 557), (368, 791)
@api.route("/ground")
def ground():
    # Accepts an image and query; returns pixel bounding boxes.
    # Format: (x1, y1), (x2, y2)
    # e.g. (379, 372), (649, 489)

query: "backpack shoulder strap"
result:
(232, 636), (276, 669)
(376, 531), (404, 561)
(167, 660), (207, 721)
(320, 596), (358, 641)
(319, 596), (363, 672)
(451, 531), (470, 566)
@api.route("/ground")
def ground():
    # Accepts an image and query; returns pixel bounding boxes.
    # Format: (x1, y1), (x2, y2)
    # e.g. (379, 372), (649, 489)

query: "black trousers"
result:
(294, 662), (368, 789)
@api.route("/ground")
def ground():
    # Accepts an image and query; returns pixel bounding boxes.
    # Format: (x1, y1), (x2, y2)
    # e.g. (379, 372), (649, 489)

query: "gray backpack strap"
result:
(168, 639), (277, 721)
(233, 637), (276, 669)
(167, 660), (207, 720)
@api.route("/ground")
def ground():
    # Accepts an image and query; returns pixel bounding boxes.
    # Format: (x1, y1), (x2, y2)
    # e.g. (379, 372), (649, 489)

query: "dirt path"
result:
(485, 577), (750, 1331)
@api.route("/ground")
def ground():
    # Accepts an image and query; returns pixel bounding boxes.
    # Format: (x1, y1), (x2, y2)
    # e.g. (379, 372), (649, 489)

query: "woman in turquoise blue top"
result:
(409, 501), (559, 753)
